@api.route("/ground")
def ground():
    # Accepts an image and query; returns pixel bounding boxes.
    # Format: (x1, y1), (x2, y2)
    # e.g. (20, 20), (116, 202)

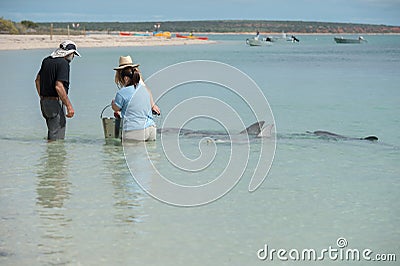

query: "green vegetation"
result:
(1, 18), (399, 34)
(21, 20), (38, 29)
(36, 20), (400, 34)
(0, 17), (19, 34)
(1, 18), (40, 34)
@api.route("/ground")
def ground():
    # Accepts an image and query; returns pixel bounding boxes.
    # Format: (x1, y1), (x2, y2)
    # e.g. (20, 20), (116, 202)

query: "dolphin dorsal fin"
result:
(363, 136), (378, 141)
(257, 124), (274, 137)
(239, 121), (265, 135)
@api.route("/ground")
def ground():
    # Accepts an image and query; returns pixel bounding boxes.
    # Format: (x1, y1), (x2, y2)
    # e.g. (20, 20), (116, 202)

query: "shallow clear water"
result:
(1, 35), (399, 265)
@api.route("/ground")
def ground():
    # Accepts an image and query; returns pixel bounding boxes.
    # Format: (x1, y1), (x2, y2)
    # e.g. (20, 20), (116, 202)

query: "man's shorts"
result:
(40, 98), (66, 140)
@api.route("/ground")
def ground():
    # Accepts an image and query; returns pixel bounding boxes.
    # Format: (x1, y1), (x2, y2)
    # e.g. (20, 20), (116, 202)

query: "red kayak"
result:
(176, 34), (208, 40)
(119, 32), (132, 36)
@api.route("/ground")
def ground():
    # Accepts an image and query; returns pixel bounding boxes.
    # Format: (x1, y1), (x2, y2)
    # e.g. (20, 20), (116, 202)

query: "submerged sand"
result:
(0, 34), (216, 51)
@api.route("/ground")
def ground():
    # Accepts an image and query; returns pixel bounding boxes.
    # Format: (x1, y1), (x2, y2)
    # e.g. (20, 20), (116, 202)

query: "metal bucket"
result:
(100, 105), (122, 139)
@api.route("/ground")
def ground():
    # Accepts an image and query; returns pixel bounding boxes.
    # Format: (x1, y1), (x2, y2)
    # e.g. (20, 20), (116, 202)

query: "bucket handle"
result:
(100, 104), (112, 119)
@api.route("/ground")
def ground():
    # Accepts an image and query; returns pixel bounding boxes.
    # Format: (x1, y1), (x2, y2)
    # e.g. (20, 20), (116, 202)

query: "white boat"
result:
(246, 37), (272, 46)
(287, 35), (300, 43)
(334, 36), (367, 44)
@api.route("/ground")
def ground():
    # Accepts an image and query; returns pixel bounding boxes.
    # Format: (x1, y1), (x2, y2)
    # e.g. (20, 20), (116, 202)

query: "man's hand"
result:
(66, 105), (75, 118)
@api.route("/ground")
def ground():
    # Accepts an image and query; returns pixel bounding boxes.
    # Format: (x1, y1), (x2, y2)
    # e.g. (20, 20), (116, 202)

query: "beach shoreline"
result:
(1, 32), (398, 51)
(0, 34), (216, 51)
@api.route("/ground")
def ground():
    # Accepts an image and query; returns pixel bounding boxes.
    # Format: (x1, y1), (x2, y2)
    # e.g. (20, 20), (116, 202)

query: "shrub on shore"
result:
(0, 17), (19, 34)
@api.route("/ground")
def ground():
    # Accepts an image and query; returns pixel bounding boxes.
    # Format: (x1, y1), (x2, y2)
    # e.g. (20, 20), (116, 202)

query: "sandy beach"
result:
(0, 34), (216, 51)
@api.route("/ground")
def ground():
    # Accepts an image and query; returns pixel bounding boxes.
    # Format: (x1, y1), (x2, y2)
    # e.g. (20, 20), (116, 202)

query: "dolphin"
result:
(205, 123), (274, 144)
(257, 124), (275, 138)
(307, 130), (378, 141)
(239, 121), (265, 135)
(158, 121), (269, 138)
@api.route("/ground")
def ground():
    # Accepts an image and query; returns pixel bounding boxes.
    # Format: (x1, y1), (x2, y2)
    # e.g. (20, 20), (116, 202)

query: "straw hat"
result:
(51, 40), (81, 58)
(113, 55), (140, 70)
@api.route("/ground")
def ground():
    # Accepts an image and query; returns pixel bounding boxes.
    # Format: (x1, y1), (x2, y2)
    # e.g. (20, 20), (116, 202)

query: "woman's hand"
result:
(152, 104), (161, 115)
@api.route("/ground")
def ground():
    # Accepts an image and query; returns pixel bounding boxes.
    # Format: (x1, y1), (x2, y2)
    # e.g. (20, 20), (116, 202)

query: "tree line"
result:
(1, 18), (399, 34)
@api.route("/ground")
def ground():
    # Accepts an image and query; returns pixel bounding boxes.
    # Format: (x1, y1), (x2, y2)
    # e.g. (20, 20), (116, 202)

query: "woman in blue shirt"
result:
(111, 56), (160, 141)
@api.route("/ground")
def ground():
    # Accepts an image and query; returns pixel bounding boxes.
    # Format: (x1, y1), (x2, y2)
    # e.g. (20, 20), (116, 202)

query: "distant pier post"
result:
(50, 23), (53, 40)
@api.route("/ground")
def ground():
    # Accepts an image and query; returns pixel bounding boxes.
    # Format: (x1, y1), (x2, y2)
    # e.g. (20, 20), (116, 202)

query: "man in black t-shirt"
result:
(35, 40), (80, 140)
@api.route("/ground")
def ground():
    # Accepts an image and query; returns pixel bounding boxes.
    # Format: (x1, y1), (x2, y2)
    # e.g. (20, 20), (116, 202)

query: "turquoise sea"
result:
(1, 34), (399, 265)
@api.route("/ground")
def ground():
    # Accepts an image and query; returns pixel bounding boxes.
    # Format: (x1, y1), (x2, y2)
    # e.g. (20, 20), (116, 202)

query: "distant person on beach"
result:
(111, 55), (160, 141)
(35, 40), (80, 141)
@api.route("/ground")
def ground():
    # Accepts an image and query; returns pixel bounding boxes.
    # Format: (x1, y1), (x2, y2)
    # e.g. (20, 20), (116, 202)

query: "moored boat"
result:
(119, 32), (132, 36)
(246, 37), (272, 46)
(334, 36), (367, 44)
(176, 34), (209, 40)
(154, 31), (171, 38)
(288, 35), (300, 43)
(133, 32), (151, 36)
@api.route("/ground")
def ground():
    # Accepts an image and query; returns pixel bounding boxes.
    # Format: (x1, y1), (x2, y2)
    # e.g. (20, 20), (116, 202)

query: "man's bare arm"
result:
(35, 74), (40, 96)
(55, 80), (74, 118)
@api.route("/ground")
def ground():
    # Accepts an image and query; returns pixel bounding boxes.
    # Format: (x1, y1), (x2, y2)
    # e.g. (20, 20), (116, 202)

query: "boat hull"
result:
(246, 38), (272, 46)
(334, 37), (364, 44)
(154, 31), (171, 38)
(119, 32), (132, 36)
(176, 34), (209, 40)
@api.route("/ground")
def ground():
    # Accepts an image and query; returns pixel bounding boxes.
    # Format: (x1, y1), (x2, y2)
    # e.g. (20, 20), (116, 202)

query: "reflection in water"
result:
(36, 142), (72, 265)
(102, 141), (149, 224)
(123, 141), (160, 198)
(36, 142), (70, 208)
